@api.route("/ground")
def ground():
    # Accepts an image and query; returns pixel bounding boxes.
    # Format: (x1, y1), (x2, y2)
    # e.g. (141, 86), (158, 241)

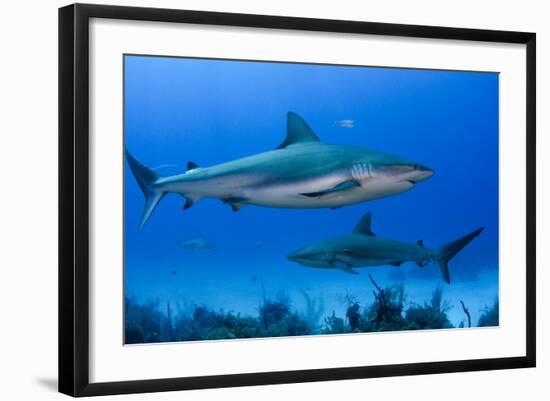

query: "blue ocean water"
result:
(124, 55), (499, 338)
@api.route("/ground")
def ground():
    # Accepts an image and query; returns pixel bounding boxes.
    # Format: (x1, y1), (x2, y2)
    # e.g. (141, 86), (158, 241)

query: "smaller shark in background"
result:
(286, 212), (483, 284)
(177, 233), (215, 250)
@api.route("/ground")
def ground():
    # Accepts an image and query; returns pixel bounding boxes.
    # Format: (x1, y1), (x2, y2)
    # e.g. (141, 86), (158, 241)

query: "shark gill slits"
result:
(351, 163), (371, 181)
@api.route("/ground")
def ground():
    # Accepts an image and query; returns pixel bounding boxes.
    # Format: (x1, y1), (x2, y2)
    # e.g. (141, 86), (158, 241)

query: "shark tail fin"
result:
(435, 227), (484, 284)
(125, 149), (165, 229)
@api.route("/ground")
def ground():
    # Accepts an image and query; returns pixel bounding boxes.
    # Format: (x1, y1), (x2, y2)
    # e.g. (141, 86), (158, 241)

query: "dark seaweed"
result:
(125, 278), (498, 344)
(477, 299), (499, 327)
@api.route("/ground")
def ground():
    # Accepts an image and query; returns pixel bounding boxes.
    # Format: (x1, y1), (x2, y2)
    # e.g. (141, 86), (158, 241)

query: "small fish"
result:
(250, 276), (258, 283)
(170, 270), (178, 275)
(335, 119), (355, 128)
(177, 233), (215, 250)
(252, 240), (264, 248)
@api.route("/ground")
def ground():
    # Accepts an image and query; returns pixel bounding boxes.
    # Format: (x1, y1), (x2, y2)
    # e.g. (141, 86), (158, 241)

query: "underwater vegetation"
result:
(477, 299), (499, 327)
(125, 275), (499, 344)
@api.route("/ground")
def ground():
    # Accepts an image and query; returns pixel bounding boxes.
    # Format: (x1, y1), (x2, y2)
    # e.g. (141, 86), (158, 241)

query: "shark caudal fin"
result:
(125, 149), (164, 229)
(435, 227), (484, 284)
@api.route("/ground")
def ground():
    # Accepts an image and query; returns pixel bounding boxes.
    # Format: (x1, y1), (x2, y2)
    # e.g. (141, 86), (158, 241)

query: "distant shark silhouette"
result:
(287, 212), (483, 284)
(177, 233), (215, 250)
(126, 112), (433, 229)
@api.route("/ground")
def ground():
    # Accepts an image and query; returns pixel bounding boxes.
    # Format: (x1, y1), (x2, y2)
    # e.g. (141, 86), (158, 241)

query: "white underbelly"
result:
(245, 178), (415, 208)
(175, 174), (415, 209)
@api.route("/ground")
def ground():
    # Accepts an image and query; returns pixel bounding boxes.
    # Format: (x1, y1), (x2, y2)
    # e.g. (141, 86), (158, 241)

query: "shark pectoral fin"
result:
(339, 265), (359, 275)
(333, 180), (360, 191)
(221, 197), (248, 212)
(301, 180), (360, 198)
(332, 260), (359, 274)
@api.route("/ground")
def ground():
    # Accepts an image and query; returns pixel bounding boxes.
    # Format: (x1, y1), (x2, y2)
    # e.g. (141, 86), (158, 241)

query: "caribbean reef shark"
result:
(126, 112), (433, 229)
(177, 233), (215, 250)
(286, 212), (483, 284)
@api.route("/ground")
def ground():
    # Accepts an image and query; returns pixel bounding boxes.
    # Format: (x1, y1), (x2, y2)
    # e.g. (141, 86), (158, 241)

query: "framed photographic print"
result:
(58, 3), (536, 397)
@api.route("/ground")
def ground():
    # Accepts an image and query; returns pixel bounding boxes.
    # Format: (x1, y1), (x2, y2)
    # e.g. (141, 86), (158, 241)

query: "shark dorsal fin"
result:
(187, 161), (200, 171)
(276, 112), (320, 149)
(353, 212), (375, 236)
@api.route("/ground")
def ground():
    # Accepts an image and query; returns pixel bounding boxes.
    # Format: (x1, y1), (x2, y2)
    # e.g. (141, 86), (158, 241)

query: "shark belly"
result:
(167, 165), (358, 208)
(242, 173), (361, 208)
(348, 258), (404, 268)
(166, 170), (416, 209)
(245, 176), (416, 209)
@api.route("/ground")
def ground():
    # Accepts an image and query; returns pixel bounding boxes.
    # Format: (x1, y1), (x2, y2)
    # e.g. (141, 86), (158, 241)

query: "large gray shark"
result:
(287, 212), (483, 284)
(126, 113), (434, 229)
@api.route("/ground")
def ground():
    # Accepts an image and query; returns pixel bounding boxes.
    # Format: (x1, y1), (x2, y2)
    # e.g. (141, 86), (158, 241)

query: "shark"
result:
(286, 212), (484, 284)
(177, 233), (215, 250)
(252, 240), (265, 249)
(126, 112), (434, 229)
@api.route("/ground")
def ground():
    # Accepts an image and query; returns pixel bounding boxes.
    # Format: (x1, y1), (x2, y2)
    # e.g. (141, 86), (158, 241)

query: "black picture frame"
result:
(59, 3), (536, 397)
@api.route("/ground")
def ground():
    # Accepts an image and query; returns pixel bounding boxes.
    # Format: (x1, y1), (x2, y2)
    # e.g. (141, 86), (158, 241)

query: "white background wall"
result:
(0, 0), (547, 399)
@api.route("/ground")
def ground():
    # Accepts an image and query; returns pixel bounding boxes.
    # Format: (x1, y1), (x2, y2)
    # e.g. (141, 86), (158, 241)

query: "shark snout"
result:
(370, 162), (434, 184)
(410, 164), (434, 183)
(286, 246), (320, 265)
(287, 245), (334, 268)
(287, 248), (306, 261)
